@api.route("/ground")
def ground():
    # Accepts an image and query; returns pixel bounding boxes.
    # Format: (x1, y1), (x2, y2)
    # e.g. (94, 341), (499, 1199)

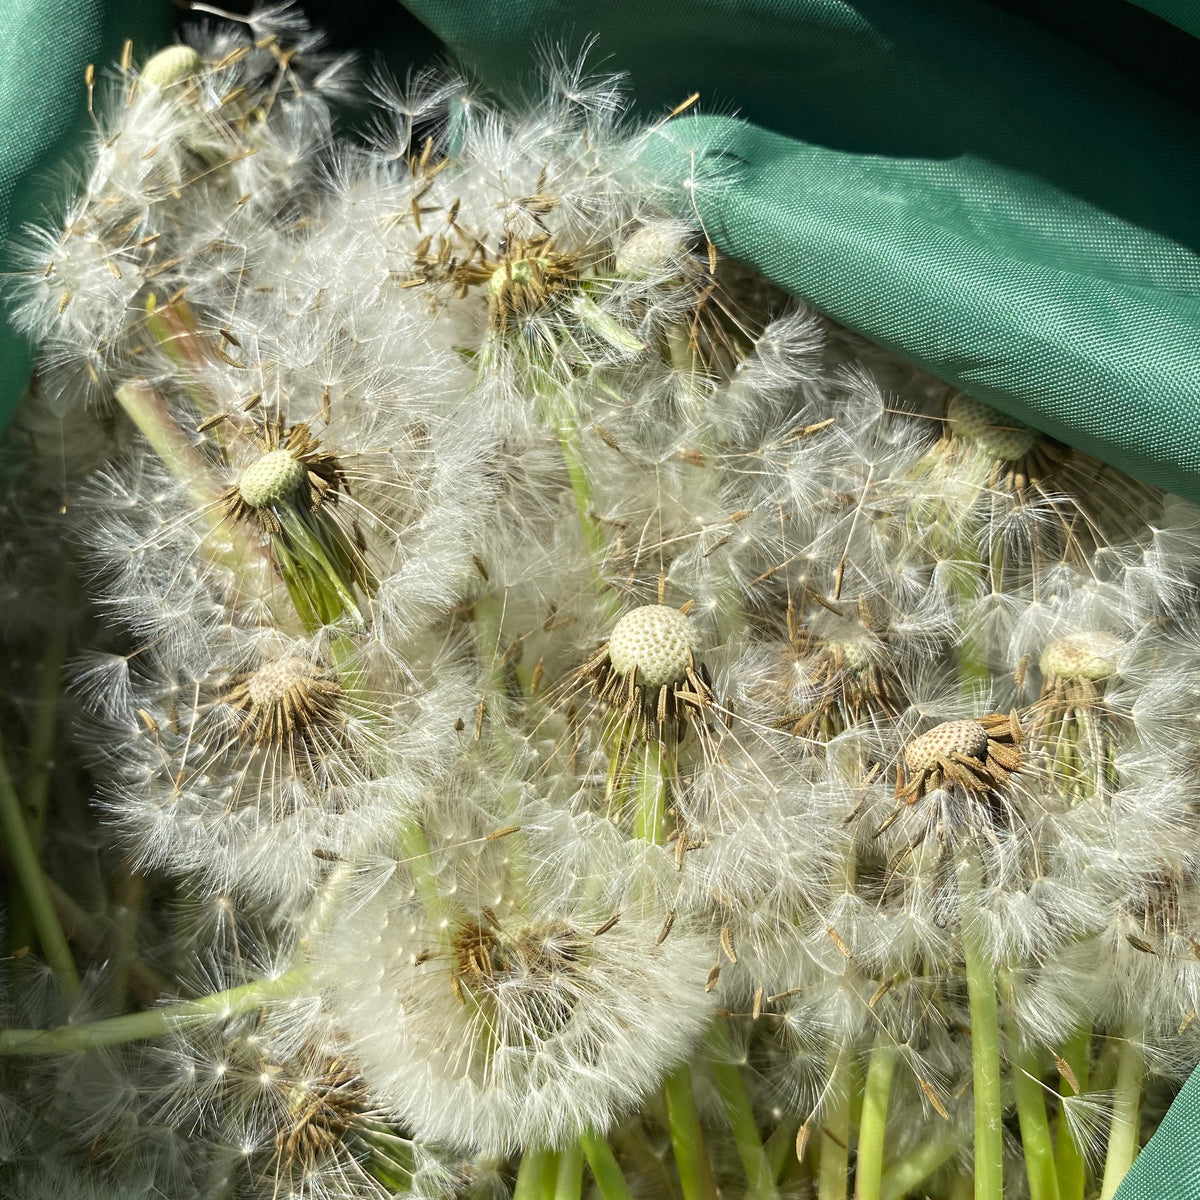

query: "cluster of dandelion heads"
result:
(7, 6), (1200, 1199)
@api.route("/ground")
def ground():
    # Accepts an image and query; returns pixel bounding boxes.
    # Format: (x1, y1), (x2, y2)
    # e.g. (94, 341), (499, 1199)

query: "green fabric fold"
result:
(0, 0), (170, 433)
(401, 0), (1200, 501)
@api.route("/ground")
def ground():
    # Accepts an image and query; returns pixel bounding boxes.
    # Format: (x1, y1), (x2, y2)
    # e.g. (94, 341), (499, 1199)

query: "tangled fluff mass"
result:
(4, 5), (1200, 1198)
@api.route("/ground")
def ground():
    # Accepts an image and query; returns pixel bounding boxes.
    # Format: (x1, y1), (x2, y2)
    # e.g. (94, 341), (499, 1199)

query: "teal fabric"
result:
(1110, 1066), (1200, 1199)
(0, 0), (170, 435)
(398, 0), (1200, 505)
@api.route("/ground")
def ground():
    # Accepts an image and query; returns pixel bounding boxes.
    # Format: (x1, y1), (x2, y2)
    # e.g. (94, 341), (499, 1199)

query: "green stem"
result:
(558, 418), (607, 562)
(817, 1048), (851, 1200)
(709, 1021), (777, 1200)
(554, 1143), (584, 1200)
(854, 1037), (899, 1200)
(1010, 1039), (1061, 1200)
(396, 819), (450, 919)
(1054, 1027), (1091, 1200)
(514, 1148), (560, 1200)
(543, 386), (619, 621)
(23, 608), (68, 850)
(879, 1135), (964, 1200)
(633, 738), (668, 844)
(581, 1132), (635, 1200)
(764, 1116), (801, 1184)
(6, 609), (67, 955)
(1098, 1036), (1142, 1200)
(115, 381), (220, 513)
(664, 1063), (718, 1200)
(0, 731), (79, 995)
(0, 968), (304, 1055)
(961, 856), (1003, 1200)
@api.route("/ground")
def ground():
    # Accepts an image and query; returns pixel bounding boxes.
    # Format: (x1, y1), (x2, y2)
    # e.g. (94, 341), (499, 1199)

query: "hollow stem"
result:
(554, 1143), (584, 1200)
(514, 1148), (560, 1200)
(1098, 1035), (1142, 1200)
(708, 1020), (777, 1200)
(817, 1047), (851, 1200)
(581, 1131), (635, 1200)
(664, 1062), (718, 1200)
(879, 1134), (964, 1200)
(764, 1116), (802, 1184)
(396, 818), (450, 920)
(1054, 1027), (1091, 1200)
(539, 382), (618, 620)
(854, 1036), (899, 1200)
(0, 731), (78, 995)
(960, 854), (1003, 1200)
(6, 606), (68, 954)
(0, 968), (304, 1055)
(633, 737), (668, 844)
(1010, 1040), (1061, 1200)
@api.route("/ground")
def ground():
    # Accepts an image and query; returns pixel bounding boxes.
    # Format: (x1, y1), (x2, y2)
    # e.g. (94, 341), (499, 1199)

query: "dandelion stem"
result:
(554, 1143), (584, 1200)
(1098, 1035), (1142, 1200)
(709, 1020), (778, 1200)
(764, 1116), (802, 1183)
(541, 383), (618, 618)
(0, 730), (79, 996)
(879, 1134), (965, 1200)
(6, 606), (68, 955)
(960, 854), (1003, 1200)
(0, 968), (304, 1055)
(514, 1148), (560, 1200)
(1009, 1040), (1061, 1200)
(817, 1046), (852, 1200)
(581, 1131), (635, 1200)
(396, 819), (447, 919)
(1054, 1027), (1091, 1200)
(115, 380), (219, 513)
(854, 1036), (899, 1200)
(633, 738), (668, 844)
(664, 1062), (718, 1200)
(23, 606), (68, 851)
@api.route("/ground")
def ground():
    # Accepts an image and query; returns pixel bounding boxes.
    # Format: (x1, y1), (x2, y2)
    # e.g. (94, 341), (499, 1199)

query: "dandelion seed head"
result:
(946, 395), (1039, 462)
(238, 449), (309, 509)
(1039, 631), (1124, 683)
(140, 44), (202, 90)
(904, 720), (991, 772)
(607, 604), (699, 687)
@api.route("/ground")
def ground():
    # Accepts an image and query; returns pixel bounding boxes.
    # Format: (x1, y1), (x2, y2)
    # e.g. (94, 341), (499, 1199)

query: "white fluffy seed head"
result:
(245, 656), (318, 706)
(607, 605), (700, 687)
(1039, 632), (1124, 682)
(141, 45), (202, 88)
(947, 394), (1039, 461)
(238, 450), (306, 508)
(615, 225), (688, 278)
(904, 719), (990, 770)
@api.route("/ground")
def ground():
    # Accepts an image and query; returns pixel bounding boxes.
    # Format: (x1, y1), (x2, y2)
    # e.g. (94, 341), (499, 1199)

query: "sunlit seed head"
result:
(615, 226), (688, 278)
(141, 45), (202, 89)
(608, 604), (700, 687)
(1039, 632), (1124, 682)
(904, 719), (990, 771)
(238, 450), (307, 508)
(947, 394), (1039, 461)
(245, 656), (322, 707)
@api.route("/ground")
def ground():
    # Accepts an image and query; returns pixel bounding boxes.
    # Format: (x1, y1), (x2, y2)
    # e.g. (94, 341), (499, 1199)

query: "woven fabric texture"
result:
(0, 0), (169, 437)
